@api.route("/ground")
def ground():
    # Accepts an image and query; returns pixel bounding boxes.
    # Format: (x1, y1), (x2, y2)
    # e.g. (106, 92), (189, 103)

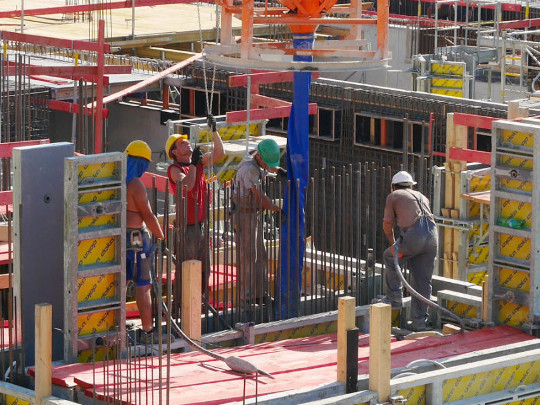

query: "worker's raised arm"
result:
(203, 114), (225, 166)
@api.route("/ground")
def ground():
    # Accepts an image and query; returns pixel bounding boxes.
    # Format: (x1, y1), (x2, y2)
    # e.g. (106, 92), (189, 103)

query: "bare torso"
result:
(126, 181), (145, 228)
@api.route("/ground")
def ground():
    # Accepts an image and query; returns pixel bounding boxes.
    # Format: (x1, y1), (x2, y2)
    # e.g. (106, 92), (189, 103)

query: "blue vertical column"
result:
(279, 33), (313, 319)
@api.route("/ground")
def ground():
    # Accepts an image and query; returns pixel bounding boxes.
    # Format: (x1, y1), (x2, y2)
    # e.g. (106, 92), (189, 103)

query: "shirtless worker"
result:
(125, 140), (165, 340)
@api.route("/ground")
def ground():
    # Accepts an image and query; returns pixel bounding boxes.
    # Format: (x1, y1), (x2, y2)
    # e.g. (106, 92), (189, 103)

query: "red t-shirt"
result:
(167, 162), (207, 225)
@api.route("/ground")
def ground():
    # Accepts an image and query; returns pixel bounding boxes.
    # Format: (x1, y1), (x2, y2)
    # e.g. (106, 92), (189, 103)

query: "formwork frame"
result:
(63, 152), (126, 362)
(489, 119), (540, 335)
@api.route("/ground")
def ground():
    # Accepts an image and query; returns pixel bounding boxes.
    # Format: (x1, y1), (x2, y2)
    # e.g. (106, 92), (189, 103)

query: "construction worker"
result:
(381, 170), (438, 332)
(165, 114), (225, 299)
(125, 140), (165, 339)
(232, 138), (283, 306)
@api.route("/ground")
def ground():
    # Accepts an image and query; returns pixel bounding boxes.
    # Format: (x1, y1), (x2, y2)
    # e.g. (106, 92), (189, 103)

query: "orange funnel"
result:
(277, 0), (339, 34)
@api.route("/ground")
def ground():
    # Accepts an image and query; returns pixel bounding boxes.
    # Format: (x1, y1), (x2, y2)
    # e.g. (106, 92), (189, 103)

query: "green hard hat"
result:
(257, 139), (280, 167)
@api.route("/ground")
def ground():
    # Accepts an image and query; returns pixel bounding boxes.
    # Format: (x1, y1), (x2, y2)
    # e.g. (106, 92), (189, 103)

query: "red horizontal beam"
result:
(0, 139), (50, 159)
(29, 74), (111, 85)
(0, 0), (196, 20)
(49, 100), (109, 118)
(453, 112), (498, 130)
(0, 31), (109, 53)
(230, 71), (320, 87)
(141, 172), (169, 194)
(499, 18), (540, 30)
(252, 16), (377, 25)
(226, 103), (318, 123)
(449, 147), (491, 165)
(22, 65), (131, 77)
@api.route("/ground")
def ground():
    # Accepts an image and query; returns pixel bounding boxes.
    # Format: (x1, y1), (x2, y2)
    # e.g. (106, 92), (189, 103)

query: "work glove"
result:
(207, 114), (217, 132)
(279, 209), (287, 225)
(191, 146), (204, 166)
(276, 167), (287, 180)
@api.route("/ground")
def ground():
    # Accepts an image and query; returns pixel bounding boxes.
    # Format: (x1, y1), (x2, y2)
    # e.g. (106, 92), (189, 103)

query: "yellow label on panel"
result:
(468, 271), (488, 286)
(398, 385), (426, 405)
(78, 237), (116, 266)
(78, 162), (117, 184)
(77, 310), (116, 336)
(78, 346), (115, 363)
(500, 155), (533, 169)
(499, 268), (529, 292)
(78, 214), (116, 228)
(6, 396), (31, 405)
(78, 274), (116, 302)
(469, 174), (490, 192)
(431, 63), (464, 75)
(445, 300), (478, 318)
(502, 129), (534, 148)
(500, 199), (531, 227)
(255, 321), (337, 343)
(443, 362), (540, 401)
(500, 178), (532, 192)
(499, 234), (531, 261)
(467, 244), (489, 265)
(430, 89), (463, 97)
(498, 301), (528, 328)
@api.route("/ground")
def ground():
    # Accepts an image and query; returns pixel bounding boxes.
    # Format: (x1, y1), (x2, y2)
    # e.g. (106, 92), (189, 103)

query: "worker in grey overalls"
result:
(125, 141), (165, 340)
(382, 171), (438, 331)
(232, 139), (283, 305)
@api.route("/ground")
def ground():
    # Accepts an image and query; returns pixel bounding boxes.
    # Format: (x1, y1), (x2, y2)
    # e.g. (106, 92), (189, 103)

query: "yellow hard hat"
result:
(165, 134), (188, 160)
(125, 140), (152, 162)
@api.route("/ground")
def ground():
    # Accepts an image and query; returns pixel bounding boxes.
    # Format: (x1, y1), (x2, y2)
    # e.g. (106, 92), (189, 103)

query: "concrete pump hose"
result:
(393, 237), (465, 333)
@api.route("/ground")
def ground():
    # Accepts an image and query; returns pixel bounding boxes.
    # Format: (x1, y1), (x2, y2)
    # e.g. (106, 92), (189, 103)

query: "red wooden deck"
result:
(30, 326), (536, 404)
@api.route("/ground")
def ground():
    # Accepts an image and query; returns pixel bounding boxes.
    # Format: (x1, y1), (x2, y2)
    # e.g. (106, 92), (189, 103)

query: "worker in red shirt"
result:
(165, 115), (225, 304)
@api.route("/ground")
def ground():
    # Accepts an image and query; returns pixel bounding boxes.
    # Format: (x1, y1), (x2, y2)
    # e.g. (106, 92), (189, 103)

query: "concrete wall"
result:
(49, 101), (177, 173)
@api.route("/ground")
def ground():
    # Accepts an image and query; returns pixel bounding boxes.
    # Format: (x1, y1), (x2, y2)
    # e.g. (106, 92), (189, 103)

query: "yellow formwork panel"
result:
(77, 309), (116, 336)
(78, 189), (118, 228)
(443, 361), (540, 402)
(430, 89), (463, 97)
(468, 270), (488, 286)
(501, 129), (534, 148)
(468, 175), (490, 218)
(6, 396), (30, 405)
(430, 78), (463, 88)
(469, 223), (489, 239)
(391, 308), (401, 327)
(445, 300), (478, 318)
(197, 123), (260, 143)
(77, 236), (116, 266)
(255, 321), (337, 343)
(500, 268), (529, 292)
(499, 234), (531, 261)
(500, 199), (531, 227)
(77, 274), (116, 302)
(77, 161), (117, 183)
(498, 301), (529, 328)
(78, 346), (115, 363)
(431, 63), (464, 75)
(397, 385), (426, 405)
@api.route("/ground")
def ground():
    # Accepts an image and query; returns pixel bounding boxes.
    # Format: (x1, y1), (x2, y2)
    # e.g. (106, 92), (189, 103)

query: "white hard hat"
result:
(392, 171), (417, 186)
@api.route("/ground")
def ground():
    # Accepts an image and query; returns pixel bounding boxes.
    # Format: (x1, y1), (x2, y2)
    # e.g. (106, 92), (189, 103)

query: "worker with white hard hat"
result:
(379, 170), (438, 332)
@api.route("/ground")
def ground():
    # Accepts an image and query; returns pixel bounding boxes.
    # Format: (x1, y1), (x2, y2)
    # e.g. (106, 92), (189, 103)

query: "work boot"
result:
(371, 295), (402, 309)
(141, 328), (171, 345)
(406, 320), (427, 332)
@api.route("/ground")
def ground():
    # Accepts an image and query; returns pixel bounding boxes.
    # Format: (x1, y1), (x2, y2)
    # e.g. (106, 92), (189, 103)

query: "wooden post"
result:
(337, 296), (356, 384)
(35, 303), (52, 405)
(181, 260), (202, 345)
(369, 303), (391, 402)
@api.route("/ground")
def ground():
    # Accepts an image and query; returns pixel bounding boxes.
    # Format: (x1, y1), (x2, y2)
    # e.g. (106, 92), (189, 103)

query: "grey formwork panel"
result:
(489, 119), (540, 334)
(13, 142), (75, 367)
(63, 153), (126, 362)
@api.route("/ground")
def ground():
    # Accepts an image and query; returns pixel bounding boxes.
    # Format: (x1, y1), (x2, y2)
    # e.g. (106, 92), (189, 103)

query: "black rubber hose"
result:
(393, 237), (465, 333)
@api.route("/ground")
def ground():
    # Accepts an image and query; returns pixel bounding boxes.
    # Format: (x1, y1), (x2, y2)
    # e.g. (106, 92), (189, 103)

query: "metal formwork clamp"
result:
(389, 395), (407, 404)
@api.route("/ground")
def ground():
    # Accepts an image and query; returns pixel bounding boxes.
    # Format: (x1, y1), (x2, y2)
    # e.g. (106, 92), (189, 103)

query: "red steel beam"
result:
(449, 147), (491, 165)
(49, 100), (109, 118)
(97, 53), (202, 106)
(0, 139), (50, 159)
(251, 94), (291, 109)
(5, 65), (131, 77)
(453, 112), (498, 130)
(0, 0), (196, 19)
(0, 31), (110, 53)
(227, 103), (318, 123)
(499, 18), (540, 30)
(141, 172), (169, 194)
